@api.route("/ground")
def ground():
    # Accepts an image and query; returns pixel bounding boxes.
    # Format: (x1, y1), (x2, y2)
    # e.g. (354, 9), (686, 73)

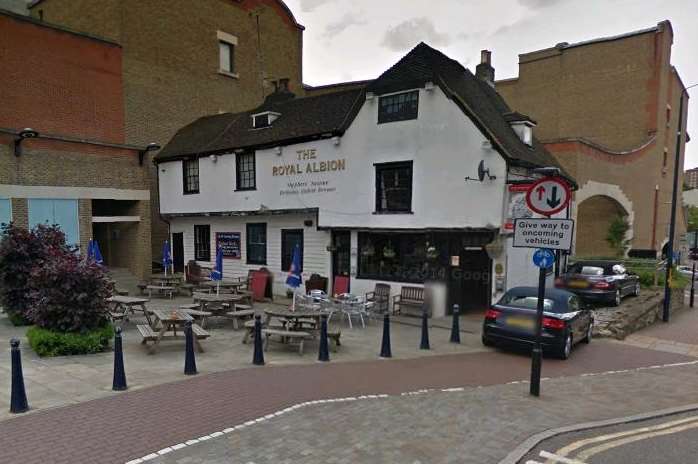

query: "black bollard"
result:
(184, 320), (198, 375)
(379, 313), (392, 358)
(252, 314), (265, 366)
(112, 326), (128, 391)
(450, 304), (461, 344)
(420, 306), (430, 350)
(10, 338), (29, 414)
(691, 262), (695, 308)
(318, 314), (330, 362)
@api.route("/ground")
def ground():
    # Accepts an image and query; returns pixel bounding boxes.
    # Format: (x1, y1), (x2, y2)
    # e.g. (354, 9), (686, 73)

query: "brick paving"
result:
(0, 342), (690, 464)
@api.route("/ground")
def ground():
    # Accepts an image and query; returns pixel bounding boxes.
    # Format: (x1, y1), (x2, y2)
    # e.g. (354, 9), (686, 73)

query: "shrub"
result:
(605, 215), (631, 257)
(27, 324), (113, 357)
(0, 223), (70, 321)
(27, 251), (113, 332)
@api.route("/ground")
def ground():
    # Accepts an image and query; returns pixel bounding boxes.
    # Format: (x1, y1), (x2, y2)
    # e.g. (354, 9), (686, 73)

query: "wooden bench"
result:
(327, 329), (341, 352)
(147, 285), (175, 299)
(137, 282), (148, 295)
(179, 283), (195, 296)
(138, 323), (210, 352)
(137, 324), (158, 343)
(243, 319), (283, 344)
(115, 288), (129, 296)
(225, 309), (255, 329)
(191, 324), (211, 340)
(179, 306), (212, 328)
(262, 329), (311, 355)
(392, 286), (429, 317)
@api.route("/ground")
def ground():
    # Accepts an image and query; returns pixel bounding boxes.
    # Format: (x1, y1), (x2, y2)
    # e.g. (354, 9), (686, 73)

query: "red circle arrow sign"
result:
(525, 177), (571, 216)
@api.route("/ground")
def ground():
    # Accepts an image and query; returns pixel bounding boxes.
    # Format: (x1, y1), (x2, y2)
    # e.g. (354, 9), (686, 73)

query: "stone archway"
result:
(575, 195), (631, 257)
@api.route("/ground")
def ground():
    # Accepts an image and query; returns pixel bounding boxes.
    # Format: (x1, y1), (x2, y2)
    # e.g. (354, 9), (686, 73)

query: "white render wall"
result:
(158, 86), (507, 231)
(170, 213), (331, 296)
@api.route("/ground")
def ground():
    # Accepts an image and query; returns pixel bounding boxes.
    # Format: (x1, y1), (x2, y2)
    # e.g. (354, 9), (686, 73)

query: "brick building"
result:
(24, 0), (305, 264)
(496, 21), (689, 258)
(685, 167), (698, 190)
(0, 10), (153, 278)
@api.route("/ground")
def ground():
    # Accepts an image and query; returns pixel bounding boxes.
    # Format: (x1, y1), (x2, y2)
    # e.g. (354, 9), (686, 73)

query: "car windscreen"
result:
(498, 294), (555, 312)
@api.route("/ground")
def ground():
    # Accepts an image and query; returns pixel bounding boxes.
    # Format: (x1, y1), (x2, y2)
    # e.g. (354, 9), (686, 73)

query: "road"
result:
(521, 410), (698, 464)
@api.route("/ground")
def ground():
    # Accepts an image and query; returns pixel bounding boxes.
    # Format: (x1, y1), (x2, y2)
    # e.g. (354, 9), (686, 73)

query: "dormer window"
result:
(504, 112), (537, 147)
(252, 111), (280, 129)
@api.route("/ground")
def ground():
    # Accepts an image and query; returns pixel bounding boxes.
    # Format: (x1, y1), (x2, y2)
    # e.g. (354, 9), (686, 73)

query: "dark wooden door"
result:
(172, 232), (184, 273)
(448, 248), (491, 313)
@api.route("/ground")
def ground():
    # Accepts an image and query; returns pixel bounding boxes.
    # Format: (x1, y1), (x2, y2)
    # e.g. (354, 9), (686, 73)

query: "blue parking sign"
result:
(533, 249), (555, 269)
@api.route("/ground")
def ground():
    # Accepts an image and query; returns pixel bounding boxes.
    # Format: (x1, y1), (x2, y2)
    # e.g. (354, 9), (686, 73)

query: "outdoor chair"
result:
(365, 283), (391, 317)
(332, 275), (350, 297)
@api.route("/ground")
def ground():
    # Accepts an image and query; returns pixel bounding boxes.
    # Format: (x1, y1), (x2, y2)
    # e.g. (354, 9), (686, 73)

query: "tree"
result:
(606, 215), (631, 257)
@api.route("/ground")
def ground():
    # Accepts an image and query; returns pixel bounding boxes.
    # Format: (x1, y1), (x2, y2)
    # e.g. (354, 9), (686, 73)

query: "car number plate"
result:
(569, 280), (589, 288)
(506, 316), (534, 331)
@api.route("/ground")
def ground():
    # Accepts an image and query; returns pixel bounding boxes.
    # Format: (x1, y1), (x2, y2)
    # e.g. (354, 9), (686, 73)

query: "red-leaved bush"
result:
(0, 223), (71, 322)
(27, 252), (113, 332)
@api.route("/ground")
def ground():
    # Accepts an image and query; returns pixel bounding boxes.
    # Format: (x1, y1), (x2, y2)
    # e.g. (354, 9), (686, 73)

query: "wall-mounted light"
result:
(332, 136), (340, 146)
(424, 81), (435, 91)
(210, 154), (218, 163)
(14, 128), (39, 157)
(275, 146), (283, 156)
(138, 142), (161, 165)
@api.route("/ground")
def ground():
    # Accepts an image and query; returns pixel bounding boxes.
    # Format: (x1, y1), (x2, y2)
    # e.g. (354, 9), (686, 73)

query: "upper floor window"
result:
(378, 90), (419, 124)
(375, 161), (413, 213)
(217, 31), (238, 76)
(183, 158), (199, 194)
(236, 152), (256, 190)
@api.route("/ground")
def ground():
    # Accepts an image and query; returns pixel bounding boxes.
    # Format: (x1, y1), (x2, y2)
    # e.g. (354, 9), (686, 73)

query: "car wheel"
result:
(583, 320), (593, 344)
(481, 335), (495, 347)
(557, 333), (573, 360)
(612, 289), (621, 306)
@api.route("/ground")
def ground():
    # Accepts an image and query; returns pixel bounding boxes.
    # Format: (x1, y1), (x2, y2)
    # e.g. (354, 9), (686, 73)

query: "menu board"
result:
(216, 232), (241, 259)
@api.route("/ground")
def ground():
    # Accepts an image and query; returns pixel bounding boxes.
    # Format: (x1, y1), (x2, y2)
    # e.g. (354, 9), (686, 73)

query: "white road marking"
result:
(539, 450), (588, 464)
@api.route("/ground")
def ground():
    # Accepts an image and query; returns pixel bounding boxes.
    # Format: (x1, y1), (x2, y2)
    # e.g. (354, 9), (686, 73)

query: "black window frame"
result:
(236, 152), (256, 191)
(281, 229), (303, 272)
(378, 90), (419, 124)
(246, 222), (267, 265)
(194, 225), (211, 261)
(219, 40), (235, 74)
(357, 232), (435, 283)
(182, 158), (200, 195)
(375, 161), (413, 213)
(253, 113), (270, 129)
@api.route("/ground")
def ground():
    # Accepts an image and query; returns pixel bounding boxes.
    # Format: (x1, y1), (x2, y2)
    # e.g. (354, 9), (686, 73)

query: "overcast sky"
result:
(284, 0), (698, 169)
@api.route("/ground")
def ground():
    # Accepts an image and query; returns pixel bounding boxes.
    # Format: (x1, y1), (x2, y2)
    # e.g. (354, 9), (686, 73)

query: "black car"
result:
(555, 260), (640, 306)
(482, 287), (593, 359)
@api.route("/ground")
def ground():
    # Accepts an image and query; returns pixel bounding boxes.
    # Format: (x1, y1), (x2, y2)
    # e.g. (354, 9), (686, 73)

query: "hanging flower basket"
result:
(361, 244), (375, 256)
(426, 246), (439, 260)
(382, 246), (396, 259)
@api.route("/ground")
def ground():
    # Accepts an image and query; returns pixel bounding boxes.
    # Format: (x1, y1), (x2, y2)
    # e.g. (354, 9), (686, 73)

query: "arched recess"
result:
(574, 181), (634, 257)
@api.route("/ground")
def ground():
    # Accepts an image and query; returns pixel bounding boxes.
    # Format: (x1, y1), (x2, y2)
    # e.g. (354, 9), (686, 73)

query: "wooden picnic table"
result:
(199, 280), (244, 293)
(263, 308), (324, 331)
(150, 273), (183, 285)
(193, 292), (249, 310)
(139, 309), (209, 353)
(106, 295), (151, 325)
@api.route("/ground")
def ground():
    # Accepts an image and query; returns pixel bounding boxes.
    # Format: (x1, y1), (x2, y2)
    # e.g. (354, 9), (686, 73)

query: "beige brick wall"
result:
(10, 198), (28, 228)
(32, 0), (304, 262)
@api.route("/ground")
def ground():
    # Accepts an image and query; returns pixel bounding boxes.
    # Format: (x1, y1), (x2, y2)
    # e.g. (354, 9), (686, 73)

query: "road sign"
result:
(525, 177), (571, 216)
(513, 218), (574, 251)
(532, 249), (555, 268)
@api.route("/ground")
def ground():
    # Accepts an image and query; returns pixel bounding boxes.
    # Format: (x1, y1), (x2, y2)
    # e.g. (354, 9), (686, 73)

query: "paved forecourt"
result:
(0, 340), (691, 464)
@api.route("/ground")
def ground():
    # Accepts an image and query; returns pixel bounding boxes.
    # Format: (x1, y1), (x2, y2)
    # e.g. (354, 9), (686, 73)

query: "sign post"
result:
(515, 176), (573, 397)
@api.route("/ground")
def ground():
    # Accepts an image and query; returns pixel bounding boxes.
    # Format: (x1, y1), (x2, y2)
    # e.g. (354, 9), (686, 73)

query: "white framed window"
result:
(217, 31), (238, 77)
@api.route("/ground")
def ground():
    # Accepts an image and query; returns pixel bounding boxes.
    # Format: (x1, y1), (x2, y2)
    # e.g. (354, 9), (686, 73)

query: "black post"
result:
(530, 266), (547, 397)
(379, 313), (392, 358)
(318, 314), (330, 362)
(663, 89), (686, 322)
(420, 306), (430, 350)
(10, 339), (29, 414)
(252, 314), (265, 366)
(691, 262), (696, 308)
(450, 304), (461, 343)
(184, 320), (197, 375)
(112, 326), (127, 391)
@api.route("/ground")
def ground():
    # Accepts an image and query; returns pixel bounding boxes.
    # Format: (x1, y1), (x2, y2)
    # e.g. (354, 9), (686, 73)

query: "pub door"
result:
(448, 248), (492, 314)
(172, 233), (184, 273)
(331, 231), (351, 293)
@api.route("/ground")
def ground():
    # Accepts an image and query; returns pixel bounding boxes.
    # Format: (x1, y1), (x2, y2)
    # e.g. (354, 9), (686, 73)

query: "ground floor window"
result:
(246, 223), (267, 265)
(281, 229), (303, 272)
(28, 199), (79, 246)
(0, 199), (10, 226)
(358, 232), (440, 283)
(194, 225), (211, 261)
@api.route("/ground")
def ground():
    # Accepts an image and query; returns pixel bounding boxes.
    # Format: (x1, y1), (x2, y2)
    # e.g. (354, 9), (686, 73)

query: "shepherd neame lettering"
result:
(272, 159), (346, 177)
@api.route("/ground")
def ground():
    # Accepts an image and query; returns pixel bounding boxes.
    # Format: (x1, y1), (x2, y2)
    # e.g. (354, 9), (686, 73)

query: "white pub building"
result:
(156, 44), (575, 317)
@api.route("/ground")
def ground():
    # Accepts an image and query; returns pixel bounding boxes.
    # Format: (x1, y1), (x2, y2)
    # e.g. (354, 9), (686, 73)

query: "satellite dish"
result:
(478, 160), (486, 182)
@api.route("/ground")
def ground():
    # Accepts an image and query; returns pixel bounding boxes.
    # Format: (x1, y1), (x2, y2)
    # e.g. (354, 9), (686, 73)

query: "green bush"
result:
(26, 324), (113, 357)
(636, 270), (657, 288)
(6, 311), (31, 326)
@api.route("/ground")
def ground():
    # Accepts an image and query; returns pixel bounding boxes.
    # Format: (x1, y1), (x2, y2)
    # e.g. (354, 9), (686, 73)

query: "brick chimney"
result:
(475, 50), (495, 86)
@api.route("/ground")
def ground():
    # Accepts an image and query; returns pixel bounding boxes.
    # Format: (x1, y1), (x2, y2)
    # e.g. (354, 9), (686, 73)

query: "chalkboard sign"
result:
(216, 232), (241, 259)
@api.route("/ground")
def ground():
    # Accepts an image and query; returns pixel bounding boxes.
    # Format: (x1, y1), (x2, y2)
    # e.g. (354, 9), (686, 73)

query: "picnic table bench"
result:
(225, 305), (255, 329)
(262, 329), (312, 355)
(139, 309), (210, 353)
(106, 296), (151, 325)
(147, 285), (175, 299)
(244, 319), (341, 351)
